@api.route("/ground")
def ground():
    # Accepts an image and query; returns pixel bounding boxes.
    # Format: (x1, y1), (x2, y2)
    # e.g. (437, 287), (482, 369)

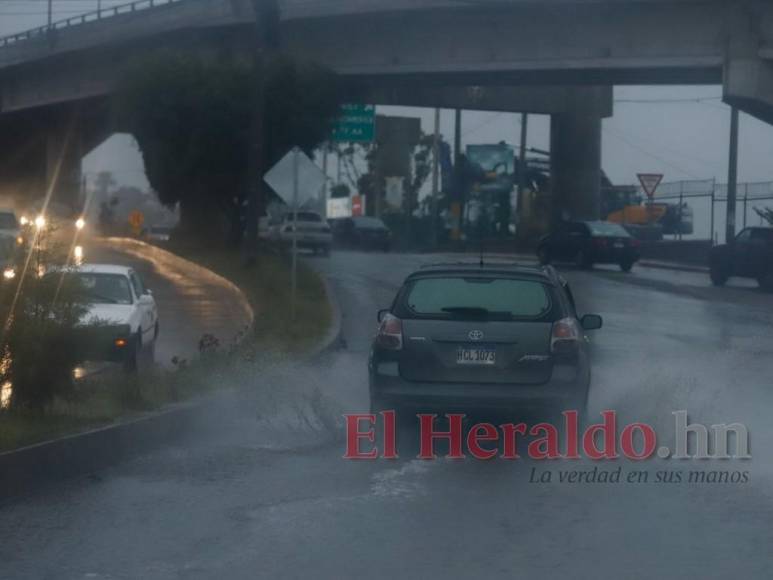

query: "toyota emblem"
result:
(468, 330), (484, 341)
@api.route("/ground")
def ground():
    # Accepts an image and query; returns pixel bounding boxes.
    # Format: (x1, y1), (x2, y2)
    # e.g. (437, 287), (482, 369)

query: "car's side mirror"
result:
(581, 314), (603, 331)
(145, 289), (153, 296)
(138, 294), (153, 305)
(377, 309), (390, 323)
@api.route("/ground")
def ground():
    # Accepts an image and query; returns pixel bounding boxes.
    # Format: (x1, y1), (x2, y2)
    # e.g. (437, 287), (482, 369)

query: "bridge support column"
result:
(550, 109), (602, 224)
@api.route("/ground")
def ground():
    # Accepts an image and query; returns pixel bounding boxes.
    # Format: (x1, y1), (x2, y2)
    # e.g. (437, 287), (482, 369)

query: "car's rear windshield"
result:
(72, 273), (133, 305)
(400, 276), (553, 321)
(587, 221), (631, 237)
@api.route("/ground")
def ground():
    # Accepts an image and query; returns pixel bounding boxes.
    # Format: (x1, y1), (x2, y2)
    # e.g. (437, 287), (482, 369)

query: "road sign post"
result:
(291, 149), (299, 321)
(264, 147), (327, 322)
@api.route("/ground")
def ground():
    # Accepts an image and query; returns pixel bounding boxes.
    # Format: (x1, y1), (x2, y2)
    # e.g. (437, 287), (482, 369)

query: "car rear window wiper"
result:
(440, 306), (494, 318)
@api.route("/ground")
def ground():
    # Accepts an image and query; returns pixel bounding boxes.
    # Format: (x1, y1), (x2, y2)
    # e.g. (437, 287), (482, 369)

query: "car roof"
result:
(408, 261), (562, 284)
(72, 264), (133, 276)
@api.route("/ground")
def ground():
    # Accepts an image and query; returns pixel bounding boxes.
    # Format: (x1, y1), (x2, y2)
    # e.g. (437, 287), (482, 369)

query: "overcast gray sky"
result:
(2, 1), (773, 190)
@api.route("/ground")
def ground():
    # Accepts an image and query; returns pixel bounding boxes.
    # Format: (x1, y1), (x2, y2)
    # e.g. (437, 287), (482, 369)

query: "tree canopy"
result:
(115, 53), (344, 239)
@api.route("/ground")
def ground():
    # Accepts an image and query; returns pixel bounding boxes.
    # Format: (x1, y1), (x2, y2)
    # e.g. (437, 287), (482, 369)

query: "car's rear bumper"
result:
(591, 248), (639, 264)
(280, 234), (332, 248)
(370, 364), (588, 411)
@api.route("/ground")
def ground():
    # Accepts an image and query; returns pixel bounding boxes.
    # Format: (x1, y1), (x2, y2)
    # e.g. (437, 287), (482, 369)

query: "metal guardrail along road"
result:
(0, 0), (185, 48)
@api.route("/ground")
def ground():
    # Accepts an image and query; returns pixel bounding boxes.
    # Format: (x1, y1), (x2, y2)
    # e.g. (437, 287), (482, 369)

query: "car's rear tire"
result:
(709, 263), (729, 286)
(537, 246), (551, 265)
(619, 260), (635, 273)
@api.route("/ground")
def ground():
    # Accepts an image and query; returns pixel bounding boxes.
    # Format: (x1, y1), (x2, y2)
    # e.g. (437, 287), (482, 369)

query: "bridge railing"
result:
(0, 0), (186, 48)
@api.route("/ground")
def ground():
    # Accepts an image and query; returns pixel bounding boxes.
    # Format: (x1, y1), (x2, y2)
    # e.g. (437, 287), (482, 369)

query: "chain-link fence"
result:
(638, 179), (773, 244)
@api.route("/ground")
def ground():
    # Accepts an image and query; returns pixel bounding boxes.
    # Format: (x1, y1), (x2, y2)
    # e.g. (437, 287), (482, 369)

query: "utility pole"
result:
(517, 113), (529, 239)
(321, 144), (329, 217)
(453, 109), (463, 240)
(245, 0), (279, 263)
(431, 108), (441, 248)
(48, 0), (53, 27)
(726, 106), (739, 244)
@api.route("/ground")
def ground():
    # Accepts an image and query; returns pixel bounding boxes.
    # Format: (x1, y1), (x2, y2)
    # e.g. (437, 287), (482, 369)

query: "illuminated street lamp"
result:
(75, 217), (86, 231)
(34, 216), (46, 230)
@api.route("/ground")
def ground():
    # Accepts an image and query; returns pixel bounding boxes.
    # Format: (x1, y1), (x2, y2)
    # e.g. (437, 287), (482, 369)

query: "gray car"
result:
(369, 262), (602, 416)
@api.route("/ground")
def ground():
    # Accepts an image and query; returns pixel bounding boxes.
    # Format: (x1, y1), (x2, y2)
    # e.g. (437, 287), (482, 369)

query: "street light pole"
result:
(48, 0), (53, 27)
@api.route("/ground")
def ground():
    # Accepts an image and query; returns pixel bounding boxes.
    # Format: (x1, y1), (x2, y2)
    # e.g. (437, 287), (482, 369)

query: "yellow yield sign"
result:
(128, 210), (144, 235)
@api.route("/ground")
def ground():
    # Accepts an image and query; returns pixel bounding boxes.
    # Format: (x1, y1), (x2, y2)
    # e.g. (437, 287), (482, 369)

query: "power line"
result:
(602, 126), (703, 180)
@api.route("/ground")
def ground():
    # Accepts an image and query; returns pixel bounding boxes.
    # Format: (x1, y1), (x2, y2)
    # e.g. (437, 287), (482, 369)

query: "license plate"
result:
(457, 346), (496, 365)
(613, 241), (624, 249)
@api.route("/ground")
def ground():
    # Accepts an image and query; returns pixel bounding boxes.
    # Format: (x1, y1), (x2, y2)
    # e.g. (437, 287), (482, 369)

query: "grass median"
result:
(0, 242), (332, 453)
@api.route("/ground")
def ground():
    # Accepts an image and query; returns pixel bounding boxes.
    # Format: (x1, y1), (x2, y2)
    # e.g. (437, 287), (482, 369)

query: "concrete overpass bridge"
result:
(1, 0), (772, 219)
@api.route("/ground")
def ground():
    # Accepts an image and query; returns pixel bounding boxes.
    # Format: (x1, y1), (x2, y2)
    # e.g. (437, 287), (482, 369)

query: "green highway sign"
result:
(332, 104), (375, 143)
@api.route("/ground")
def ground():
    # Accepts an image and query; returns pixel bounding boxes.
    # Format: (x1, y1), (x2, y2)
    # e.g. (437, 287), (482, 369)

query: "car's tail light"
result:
(630, 238), (641, 248)
(376, 313), (403, 350)
(551, 317), (580, 354)
(594, 237), (607, 248)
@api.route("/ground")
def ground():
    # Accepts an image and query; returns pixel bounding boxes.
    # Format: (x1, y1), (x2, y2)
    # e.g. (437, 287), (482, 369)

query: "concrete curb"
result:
(0, 401), (203, 498)
(0, 250), (342, 497)
(639, 260), (709, 274)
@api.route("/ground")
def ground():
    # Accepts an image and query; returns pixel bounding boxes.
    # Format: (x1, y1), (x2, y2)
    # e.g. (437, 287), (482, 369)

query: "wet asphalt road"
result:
(84, 237), (253, 370)
(1, 250), (772, 579)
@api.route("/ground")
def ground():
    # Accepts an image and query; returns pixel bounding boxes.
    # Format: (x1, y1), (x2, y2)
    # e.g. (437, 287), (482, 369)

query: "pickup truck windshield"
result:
(73, 273), (133, 305)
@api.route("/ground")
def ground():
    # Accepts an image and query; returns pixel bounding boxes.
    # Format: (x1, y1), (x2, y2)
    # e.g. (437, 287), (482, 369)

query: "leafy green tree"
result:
(754, 207), (773, 226)
(0, 228), (88, 411)
(115, 53), (343, 241)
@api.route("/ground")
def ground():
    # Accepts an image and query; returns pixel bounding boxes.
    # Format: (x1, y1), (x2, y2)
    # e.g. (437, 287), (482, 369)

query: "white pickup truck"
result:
(71, 264), (159, 371)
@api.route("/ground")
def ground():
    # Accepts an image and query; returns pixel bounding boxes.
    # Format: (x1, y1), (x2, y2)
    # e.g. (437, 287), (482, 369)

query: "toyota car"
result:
(369, 262), (603, 417)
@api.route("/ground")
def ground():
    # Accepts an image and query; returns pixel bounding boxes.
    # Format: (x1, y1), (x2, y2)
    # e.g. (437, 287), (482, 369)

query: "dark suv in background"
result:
(710, 227), (773, 290)
(537, 220), (641, 271)
(331, 216), (392, 251)
(369, 262), (603, 417)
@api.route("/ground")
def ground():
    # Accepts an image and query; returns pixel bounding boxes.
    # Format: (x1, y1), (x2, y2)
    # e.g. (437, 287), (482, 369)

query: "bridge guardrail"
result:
(0, 0), (185, 48)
